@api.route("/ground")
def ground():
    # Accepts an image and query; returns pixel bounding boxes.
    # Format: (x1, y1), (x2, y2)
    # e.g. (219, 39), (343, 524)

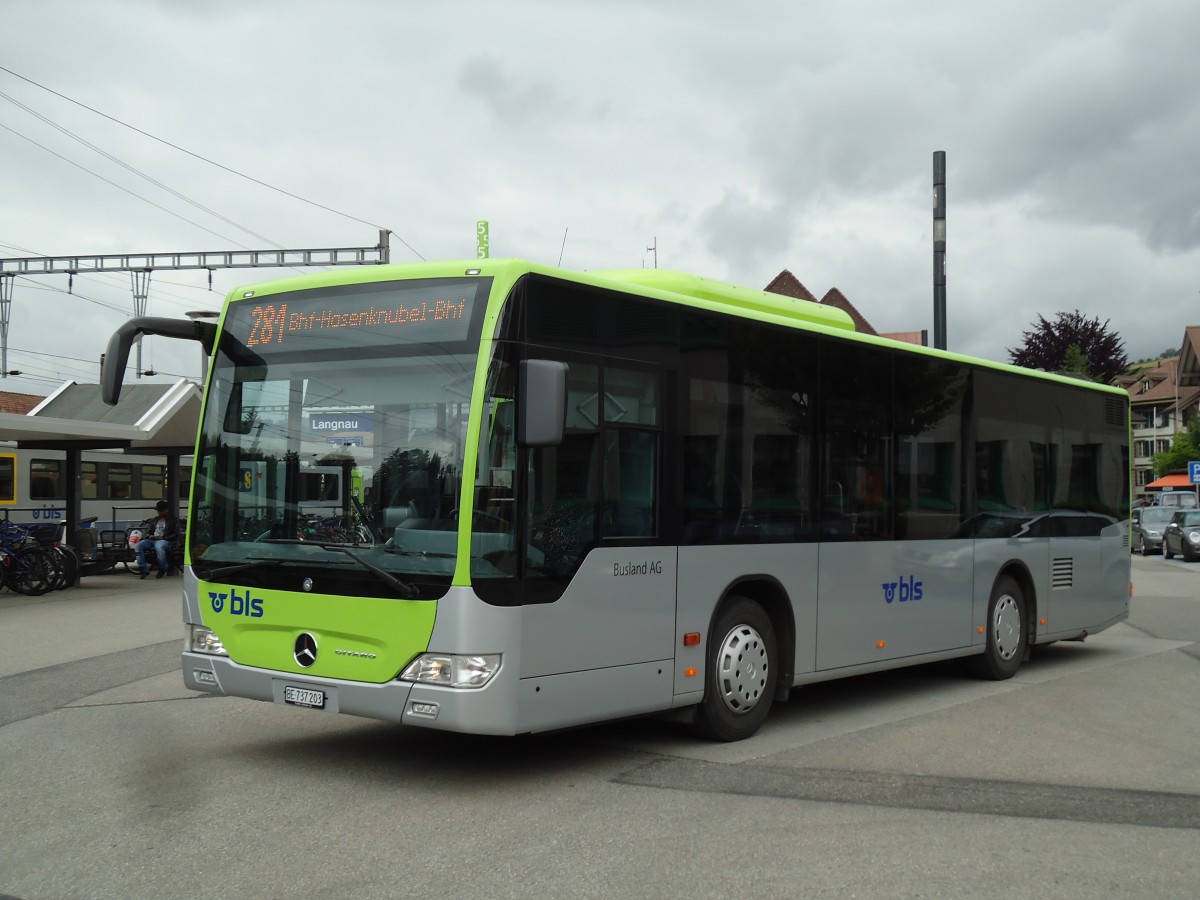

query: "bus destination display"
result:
(228, 280), (484, 352)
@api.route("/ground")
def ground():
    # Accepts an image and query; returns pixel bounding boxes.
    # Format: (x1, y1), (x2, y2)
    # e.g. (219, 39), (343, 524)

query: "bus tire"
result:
(693, 596), (777, 742)
(968, 575), (1027, 680)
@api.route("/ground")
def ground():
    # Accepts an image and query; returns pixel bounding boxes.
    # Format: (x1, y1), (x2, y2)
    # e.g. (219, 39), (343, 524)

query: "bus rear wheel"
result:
(968, 575), (1027, 680)
(693, 596), (777, 742)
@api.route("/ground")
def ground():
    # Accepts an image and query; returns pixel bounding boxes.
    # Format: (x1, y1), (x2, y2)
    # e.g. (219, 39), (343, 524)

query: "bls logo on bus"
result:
(882, 576), (923, 604)
(208, 588), (264, 618)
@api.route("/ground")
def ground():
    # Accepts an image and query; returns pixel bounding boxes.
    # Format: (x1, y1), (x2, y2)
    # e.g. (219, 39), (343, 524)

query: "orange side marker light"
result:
(682, 632), (701, 647)
(876, 640), (886, 649)
(684, 667), (697, 677)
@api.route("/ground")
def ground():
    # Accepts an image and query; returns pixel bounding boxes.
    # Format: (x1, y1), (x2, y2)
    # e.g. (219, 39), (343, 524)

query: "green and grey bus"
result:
(102, 259), (1131, 741)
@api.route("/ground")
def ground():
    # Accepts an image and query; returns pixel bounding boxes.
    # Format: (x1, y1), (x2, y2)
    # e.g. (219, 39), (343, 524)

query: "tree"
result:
(1060, 344), (1091, 377)
(1153, 413), (1200, 477)
(1008, 310), (1128, 383)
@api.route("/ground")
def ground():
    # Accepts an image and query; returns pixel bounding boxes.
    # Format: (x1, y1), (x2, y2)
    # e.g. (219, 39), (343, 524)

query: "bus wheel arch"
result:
(692, 578), (791, 742)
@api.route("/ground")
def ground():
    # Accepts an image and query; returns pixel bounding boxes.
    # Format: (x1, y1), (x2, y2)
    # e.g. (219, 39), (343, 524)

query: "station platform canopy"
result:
(0, 379), (200, 453)
(0, 380), (201, 564)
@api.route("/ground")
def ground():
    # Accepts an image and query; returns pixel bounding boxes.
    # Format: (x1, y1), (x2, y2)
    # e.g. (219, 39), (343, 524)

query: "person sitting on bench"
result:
(134, 501), (181, 579)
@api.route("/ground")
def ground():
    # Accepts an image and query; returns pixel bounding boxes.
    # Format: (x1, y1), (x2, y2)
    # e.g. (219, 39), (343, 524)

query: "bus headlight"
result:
(188, 625), (228, 657)
(400, 653), (500, 688)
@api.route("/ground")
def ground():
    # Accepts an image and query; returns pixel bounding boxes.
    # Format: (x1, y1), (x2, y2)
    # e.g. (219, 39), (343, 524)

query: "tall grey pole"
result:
(933, 151), (947, 350)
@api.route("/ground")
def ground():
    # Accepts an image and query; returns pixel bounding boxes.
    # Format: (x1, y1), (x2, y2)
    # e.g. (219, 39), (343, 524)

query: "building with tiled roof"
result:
(1123, 325), (1200, 500)
(0, 390), (43, 415)
(762, 270), (819, 304)
(1178, 326), (1200, 391)
(764, 270), (925, 345)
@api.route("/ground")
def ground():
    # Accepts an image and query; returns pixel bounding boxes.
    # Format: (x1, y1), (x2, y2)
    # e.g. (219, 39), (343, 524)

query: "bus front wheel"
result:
(693, 596), (778, 742)
(968, 575), (1027, 680)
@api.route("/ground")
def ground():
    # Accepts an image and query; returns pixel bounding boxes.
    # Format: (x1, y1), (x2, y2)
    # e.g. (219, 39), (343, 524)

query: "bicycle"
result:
(49, 522), (81, 589)
(0, 521), (61, 596)
(22, 521), (82, 590)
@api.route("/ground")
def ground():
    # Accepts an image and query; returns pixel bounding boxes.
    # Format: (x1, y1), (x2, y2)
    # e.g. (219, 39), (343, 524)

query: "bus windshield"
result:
(189, 277), (490, 596)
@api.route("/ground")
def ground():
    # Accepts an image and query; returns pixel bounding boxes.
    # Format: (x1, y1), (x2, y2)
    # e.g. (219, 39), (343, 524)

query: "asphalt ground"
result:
(1, 556), (1198, 899)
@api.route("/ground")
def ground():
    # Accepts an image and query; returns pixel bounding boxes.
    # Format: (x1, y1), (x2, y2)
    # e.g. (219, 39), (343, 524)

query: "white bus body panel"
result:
(815, 541), (975, 669)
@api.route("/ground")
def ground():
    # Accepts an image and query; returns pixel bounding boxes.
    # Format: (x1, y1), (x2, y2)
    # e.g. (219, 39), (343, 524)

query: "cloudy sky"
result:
(2, 0), (1198, 396)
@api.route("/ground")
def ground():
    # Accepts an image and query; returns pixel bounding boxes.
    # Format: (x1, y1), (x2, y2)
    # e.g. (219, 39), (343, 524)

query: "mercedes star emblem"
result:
(294, 632), (318, 668)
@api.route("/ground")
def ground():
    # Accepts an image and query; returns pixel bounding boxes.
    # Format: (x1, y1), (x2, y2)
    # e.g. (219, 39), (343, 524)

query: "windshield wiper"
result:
(324, 546), (419, 598)
(383, 544), (454, 558)
(206, 558), (285, 579)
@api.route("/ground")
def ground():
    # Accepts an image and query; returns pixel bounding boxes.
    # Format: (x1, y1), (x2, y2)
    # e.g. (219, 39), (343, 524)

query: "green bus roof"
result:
(223, 258), (1129, 398)
(593, 268), (856, 332)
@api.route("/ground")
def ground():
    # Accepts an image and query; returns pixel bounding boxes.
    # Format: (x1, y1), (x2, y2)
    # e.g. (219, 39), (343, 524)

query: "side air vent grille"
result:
(1052, 557), (1074, 590)
(1105, 397), (1128, 429)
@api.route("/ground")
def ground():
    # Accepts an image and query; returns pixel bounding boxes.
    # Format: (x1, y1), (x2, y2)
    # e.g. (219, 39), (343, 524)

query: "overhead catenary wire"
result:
(0, 65), (421, 389)
(15, 277), (131, 315)
(0, 89), (285, 251)
(0, 64), (425, 261)
(0, 121), (263, 250)
(1, 344), (95, 382)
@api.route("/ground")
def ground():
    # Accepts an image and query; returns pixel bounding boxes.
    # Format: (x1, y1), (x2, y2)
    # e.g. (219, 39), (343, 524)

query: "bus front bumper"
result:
(182, 652), (521, 735)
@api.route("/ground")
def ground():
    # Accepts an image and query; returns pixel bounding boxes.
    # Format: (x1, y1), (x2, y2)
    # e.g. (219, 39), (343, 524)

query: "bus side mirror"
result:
(518, 359), (567, 447)
(101, 316), (218, 405)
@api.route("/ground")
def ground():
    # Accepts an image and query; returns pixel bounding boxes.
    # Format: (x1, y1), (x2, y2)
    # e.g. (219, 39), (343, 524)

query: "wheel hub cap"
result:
(715, 623), (769, 715)
(993, 594), (1021, 661)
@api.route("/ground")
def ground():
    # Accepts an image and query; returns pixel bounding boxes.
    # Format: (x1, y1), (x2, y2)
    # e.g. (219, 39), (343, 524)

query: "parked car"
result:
(1162, 510), (1200, 562)
(1155, 490), (1198, 509)
(1131, 506), (1176, 555)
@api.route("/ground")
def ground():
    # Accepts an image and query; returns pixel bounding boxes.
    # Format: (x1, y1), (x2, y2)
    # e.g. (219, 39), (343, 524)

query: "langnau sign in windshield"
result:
(307, 413), (375, 434)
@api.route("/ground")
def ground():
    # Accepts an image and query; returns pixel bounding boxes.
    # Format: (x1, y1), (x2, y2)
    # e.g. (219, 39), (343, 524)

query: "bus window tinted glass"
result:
(894, 357), (967, 538)
(603, 430), (656, 537)
(527, 363), (601, 579)
(820, 340), (892, 540)
(973, 370), (1058, 516)
(681, 315), (817, 543)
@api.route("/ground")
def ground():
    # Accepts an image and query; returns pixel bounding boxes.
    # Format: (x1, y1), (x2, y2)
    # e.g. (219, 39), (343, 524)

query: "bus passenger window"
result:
(602, 430), (656, 537)
(527, 435), (601, 577)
